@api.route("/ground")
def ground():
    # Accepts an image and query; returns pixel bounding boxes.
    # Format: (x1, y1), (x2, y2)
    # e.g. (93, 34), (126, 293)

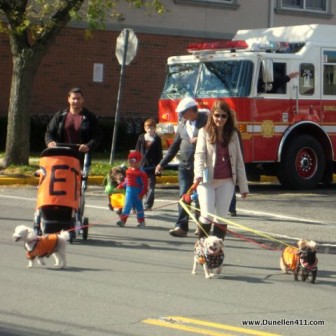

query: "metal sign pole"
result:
(110, 29), (130, 164)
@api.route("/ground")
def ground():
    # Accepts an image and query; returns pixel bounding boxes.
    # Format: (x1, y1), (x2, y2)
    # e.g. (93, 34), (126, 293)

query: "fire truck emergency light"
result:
(251, 41), (289, 52)
(187, 40), (249, 53)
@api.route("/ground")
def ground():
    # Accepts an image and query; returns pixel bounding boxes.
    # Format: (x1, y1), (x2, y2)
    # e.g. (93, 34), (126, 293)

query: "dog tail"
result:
(279, 255), (287, 273)
(59, 230), (70, 241)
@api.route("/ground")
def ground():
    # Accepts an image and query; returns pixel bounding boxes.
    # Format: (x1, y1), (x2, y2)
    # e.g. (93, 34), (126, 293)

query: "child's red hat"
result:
(128, 150), (142, 163)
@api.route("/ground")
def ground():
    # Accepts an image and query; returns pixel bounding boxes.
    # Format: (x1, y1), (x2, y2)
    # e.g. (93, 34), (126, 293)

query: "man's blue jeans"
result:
(175, 166), (199, 232)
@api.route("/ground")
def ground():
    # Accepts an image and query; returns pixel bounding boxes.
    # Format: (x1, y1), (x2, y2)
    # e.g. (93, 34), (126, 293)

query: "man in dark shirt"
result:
(45, 87), (101, 165)
(155, 97), (208, 237)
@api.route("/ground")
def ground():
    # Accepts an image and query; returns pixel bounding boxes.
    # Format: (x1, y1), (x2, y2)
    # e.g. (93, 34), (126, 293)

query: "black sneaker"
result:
(116, 220), (125, 227)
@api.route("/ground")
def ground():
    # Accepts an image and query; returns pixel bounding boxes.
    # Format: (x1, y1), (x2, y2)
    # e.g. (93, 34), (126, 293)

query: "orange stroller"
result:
(33, 145), (90, 242)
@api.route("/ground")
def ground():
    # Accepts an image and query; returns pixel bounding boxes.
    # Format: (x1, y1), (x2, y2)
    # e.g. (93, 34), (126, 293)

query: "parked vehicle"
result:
(156, 24), (336, 189)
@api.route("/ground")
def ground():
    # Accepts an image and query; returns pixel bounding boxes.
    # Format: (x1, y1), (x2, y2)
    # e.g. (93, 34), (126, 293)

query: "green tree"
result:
(0, 0), (164, 167)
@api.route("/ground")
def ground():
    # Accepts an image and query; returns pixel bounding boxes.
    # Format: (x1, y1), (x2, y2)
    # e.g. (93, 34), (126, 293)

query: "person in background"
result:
(45, 87), (101, 166)
(194, 100), (249, 240)
(228, 191), (237, 217)
(272, 71), (299, 93)
(155, 97), (208, 237)
(135, 118), (163, 210)
(116, 151), (148, 228)
(228, 110), (243, 217)
(259, 70), (299, 94)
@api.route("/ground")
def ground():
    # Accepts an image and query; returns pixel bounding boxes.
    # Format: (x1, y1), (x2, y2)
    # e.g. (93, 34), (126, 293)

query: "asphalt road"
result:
(0, 184), (335, 336)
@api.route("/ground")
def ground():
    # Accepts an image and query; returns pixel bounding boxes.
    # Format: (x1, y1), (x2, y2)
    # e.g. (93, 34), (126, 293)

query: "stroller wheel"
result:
(33, 212), (42, 235)
(82, 217), (89, 240)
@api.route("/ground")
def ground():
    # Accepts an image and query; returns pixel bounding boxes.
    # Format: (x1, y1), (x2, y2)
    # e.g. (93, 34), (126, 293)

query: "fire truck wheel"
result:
(277, 135), (325, 190)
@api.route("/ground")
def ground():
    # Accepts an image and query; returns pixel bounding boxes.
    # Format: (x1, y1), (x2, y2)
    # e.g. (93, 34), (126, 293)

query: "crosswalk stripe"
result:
(143, 318), (236, 336)
(143, 316), (281, 336)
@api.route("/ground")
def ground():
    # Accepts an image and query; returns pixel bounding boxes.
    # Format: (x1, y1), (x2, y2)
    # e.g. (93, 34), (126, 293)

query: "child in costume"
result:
(103, 165), (126, 215)
(116, 151), (148, 228)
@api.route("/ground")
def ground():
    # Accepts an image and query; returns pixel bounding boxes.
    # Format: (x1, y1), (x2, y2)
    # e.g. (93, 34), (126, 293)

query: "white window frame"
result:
(277, 0), (330, 14)
(174, 0), (239, 9)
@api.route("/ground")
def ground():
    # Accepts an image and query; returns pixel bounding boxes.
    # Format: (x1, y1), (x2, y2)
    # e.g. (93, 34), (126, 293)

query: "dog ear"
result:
(307, 240), (317, 251)
(297, 239), (308, 249)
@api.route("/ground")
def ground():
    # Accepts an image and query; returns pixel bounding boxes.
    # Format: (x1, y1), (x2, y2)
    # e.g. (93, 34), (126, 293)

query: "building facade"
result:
(0, 0), (335, 122)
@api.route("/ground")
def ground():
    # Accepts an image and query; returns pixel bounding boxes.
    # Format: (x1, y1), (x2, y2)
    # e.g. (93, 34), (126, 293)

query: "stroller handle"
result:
(53, 143), (90, 192)
(53, 143), (90, 176)
(56, 143), (80, 150)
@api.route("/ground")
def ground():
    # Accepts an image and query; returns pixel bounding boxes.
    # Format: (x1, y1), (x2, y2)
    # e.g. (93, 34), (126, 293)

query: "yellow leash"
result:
(180, 199), (295, 249)
(179, 199), (210, 238)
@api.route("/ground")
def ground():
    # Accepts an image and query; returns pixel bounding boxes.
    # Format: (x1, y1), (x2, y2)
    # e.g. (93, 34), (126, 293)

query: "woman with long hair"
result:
(194, 100), (248, 239)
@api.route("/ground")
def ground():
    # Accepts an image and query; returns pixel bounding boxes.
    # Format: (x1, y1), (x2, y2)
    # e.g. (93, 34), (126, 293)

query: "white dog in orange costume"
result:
(13, 225), (69, 268)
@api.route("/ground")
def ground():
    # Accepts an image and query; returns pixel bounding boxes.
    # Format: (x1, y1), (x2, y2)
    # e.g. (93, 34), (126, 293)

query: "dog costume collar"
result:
(300, 258), (318, 271)
(205, 252), (225, 269)
(25, 237), (39, 252)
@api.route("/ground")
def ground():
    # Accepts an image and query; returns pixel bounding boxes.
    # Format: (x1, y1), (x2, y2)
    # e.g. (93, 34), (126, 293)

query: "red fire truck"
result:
(156, 24), (336, 190)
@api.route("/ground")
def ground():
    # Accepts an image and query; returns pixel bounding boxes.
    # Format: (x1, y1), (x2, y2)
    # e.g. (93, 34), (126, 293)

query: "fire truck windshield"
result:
(161, 60), (254, 98)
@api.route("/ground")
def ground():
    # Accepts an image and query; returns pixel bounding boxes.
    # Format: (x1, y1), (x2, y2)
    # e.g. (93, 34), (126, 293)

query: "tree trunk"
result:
(3, 54), (39, 167)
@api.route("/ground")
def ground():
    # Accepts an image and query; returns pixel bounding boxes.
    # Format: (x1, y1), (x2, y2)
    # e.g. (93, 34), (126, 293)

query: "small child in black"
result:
(135, 118), (163, 210)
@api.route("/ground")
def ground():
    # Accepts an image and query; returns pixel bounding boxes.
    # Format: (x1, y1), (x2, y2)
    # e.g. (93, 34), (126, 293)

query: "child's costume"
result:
(103, 165), (126, 213)
(117, 151), (148, 227)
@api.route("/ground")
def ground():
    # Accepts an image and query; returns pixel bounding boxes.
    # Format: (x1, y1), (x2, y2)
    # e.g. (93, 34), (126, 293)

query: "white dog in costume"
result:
(192, 236), (225, 279)
(13, 225), (69, 268)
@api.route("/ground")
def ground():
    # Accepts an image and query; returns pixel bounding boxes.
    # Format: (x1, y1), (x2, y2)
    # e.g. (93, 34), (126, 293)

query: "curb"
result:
(0, 175), (179, 186)
(0, 174), (335, 186)
(0, 176), (39, 186)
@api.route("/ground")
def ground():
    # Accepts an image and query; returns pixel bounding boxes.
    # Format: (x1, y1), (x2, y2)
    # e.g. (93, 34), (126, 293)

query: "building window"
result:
(277, 0), (329, 13)
(174, 0), (239, 9)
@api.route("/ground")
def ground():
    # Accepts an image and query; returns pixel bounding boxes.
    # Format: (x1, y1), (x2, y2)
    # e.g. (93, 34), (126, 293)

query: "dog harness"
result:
(194, 239), (224, 269)
(26, 234), (58, 260)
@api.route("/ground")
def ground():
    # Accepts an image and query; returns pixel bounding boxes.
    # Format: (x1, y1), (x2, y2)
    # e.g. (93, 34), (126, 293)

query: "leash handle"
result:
(186, 181), (199, 195)
(182, 181), (199, 204)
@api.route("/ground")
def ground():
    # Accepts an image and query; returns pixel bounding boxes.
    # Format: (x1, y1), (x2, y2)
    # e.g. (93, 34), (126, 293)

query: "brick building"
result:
(0, 0), (335, 122)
